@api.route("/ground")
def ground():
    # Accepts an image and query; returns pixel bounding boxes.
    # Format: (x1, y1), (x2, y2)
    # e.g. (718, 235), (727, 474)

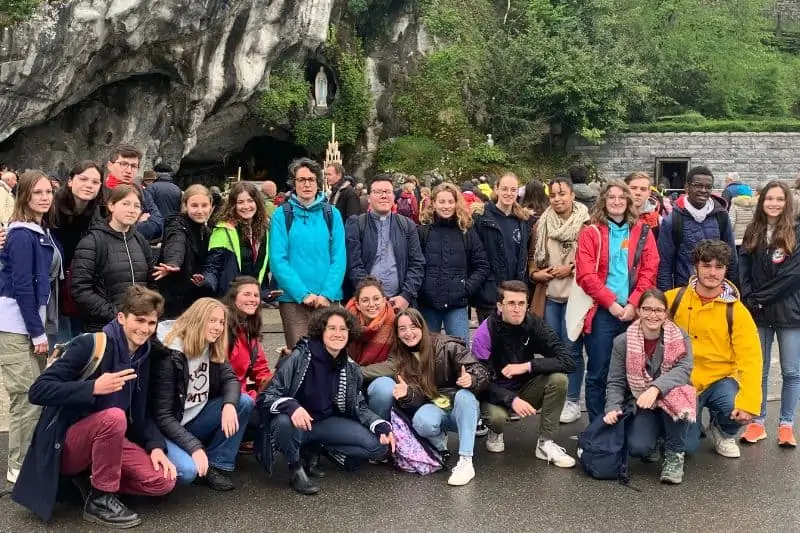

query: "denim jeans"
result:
(544, 298), (585, 402)
(421, 307), (470, 346)
(412, 389), (479, 456)
(366, 376), (396, 421)
(583, 307), (626, 423)
(627, 408), (691, 455)
(757, 326), (800, 426)
(271, 414), (388, 465)
(685, 377), (742, 454)
(55, 315), (84, 344)
(165, 393), (254, 484)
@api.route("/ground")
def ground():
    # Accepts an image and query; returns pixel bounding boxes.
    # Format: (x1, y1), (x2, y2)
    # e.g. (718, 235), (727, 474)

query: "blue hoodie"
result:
(269, 193), (346, 303)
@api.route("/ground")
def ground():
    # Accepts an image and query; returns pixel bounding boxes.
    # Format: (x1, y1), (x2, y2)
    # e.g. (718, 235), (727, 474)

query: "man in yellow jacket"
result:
(666, 239), (761, 459)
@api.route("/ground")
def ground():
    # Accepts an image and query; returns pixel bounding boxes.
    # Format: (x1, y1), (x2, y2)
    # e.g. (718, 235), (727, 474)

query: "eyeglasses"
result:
(502, 301), (527, 309)
(295, 177), (316, 185)
(371, 189), (393, 197)
(112, 161), (140, 171)
(640, 306), (667, 316)
(690, 183), (713, 191)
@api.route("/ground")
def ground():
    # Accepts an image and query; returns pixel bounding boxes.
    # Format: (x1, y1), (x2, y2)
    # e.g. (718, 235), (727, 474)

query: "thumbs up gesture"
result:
(393, 375), (409, 400)
(456, 365), (472, 389)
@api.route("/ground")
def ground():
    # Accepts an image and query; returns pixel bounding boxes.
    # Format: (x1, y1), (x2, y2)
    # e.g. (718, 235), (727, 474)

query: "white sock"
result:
(459, 455), (472, 465)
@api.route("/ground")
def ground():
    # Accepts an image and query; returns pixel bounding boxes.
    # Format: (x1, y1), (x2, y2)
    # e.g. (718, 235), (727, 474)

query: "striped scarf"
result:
(345, 298), (396, 366)
(625, 319), (697, 422)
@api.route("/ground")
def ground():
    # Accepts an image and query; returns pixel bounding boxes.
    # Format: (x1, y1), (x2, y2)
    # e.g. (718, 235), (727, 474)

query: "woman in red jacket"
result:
(574, 180), (659, 424)
(222, 276), (272, 450)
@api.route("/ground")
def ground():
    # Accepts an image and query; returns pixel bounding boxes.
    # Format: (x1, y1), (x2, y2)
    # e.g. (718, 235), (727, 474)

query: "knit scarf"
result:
(345, 298), (396, 366)
(533, 202), (589, 266)
(683, 198), (715, 223)
(625, 319), (697, 422)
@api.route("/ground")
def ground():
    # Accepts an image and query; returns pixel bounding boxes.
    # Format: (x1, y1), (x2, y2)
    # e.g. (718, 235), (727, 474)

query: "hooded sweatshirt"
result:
(94, 320), (154, 418)
(573, 183), (598, 211)
(157, 321), (210, 424)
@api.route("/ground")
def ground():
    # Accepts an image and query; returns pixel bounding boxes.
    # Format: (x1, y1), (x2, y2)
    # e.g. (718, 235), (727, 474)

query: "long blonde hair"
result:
(590, 180), (638, 227)
(419, 182), (473, 232)
(163, 298), (228, 363)
(493, 173), (529, 221)
(181, 184), (212, 214)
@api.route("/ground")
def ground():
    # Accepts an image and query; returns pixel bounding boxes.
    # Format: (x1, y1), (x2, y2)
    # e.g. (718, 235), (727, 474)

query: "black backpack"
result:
(282, 202), (333, 240)
(669, 285), (734, 338)
(578, 410), (633, 484)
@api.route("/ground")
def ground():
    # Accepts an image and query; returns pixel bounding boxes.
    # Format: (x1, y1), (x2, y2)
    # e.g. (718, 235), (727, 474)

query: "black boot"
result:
(301, 448), (325, 478)
(193, 466), (235, 492)
(83, 489), (142, 529)
(290, 465), (319, 495)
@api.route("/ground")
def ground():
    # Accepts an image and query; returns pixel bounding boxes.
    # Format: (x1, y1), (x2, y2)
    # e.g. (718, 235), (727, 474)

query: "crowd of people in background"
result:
(0, 150), (797, 528)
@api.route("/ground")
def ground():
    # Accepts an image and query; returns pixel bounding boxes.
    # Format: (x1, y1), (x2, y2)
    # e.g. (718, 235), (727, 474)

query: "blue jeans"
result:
(420, 307), (470, 346)
(583, 307), (626, 423)
(271, 414), (388, 465)
(757, 326), (800, 426)
(685, 377), (741, 454)
(412, 389), (479, 456)
(367, 376), (396, 421)
(165, 393), (254, 484)
(544, 299), (585, 402)
(627, 408), (690, 455)
(55, 315), (84, 344)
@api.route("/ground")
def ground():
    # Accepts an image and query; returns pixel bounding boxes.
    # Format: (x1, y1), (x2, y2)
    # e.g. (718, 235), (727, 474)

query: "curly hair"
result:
(215, 181), (269, 245)
(307, 306), (362, 341)
(418, 182), (473, 232)
(692, 239), (732, 268)
(742, 180), (796, 255)
(589, 180), (638, 227)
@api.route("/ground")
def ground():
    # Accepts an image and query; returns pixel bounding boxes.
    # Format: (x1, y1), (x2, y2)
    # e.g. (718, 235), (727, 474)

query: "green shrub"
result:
(0, 0), (41, 26)
(623, 119), (800, 133)
(294, 118), (333, 155)
(377, 136), (444, 176)
(259, 64), (309, 125)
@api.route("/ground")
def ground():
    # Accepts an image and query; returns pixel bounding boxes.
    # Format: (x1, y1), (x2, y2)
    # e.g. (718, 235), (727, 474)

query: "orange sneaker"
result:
(778, 425), (797, 448)
(740, 423), (767, 444)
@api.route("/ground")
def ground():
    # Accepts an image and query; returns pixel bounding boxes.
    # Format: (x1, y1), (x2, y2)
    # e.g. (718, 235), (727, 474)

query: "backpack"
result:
(390, 407), (444, 475)
(671, 209), (729, 250)
(396, 195), (415, 219)
(669, 285), (734, 338)
(46, 332), (108, 379)
(282, 202), (333, 240)
(577, 410), (632, 483)
(417, 225), (472, 256)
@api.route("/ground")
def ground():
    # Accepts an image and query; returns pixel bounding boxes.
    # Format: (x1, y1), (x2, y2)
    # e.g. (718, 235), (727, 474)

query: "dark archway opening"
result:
(177, 134), (308, 192)
(655, 157), (690, 190)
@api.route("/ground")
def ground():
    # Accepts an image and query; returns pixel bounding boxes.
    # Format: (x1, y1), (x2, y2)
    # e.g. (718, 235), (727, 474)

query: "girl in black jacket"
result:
(154, 298), (253, 491)
(153, 184), (213, 318)
(417, 183), (489, 345)
(739, 180), (800, 448)
(71, 185), (155, 332)
(50, 160), (103, 341)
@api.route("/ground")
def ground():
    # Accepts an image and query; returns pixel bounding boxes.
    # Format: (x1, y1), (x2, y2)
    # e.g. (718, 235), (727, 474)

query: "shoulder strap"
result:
(727, 302), (734, 340)
(282, 202), (294, 233)
(671, 210), (683, 249)
(418, 225), (431, 249)
(668, 286), (688, 319)
(629, 224), (650, 292)
(591, 225), (602, 272)
(715, 211), (729, 240)
(323, 204), (333, 237)
(358, 213), (368, 239)
(395, 214), (410, 233)
(79, 332), (107, 381)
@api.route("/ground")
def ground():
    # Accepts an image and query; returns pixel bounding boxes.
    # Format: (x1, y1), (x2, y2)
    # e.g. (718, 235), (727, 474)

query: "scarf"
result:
(331, 180), (351, 206)
(345, 298), (396, 366)
(683, 198), (715, 223)
(533, 202), (589, 266)
(625, 319), (697, 422)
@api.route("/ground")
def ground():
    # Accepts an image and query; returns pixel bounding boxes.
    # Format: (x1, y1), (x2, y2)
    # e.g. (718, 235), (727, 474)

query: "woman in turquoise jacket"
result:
(269, 158), (346, 352)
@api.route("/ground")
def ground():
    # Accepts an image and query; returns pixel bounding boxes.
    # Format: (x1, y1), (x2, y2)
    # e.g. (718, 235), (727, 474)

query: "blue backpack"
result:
(577, 411), (632, 484)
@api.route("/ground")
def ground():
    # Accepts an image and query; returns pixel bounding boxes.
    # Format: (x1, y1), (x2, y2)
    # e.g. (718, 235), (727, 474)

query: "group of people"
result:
(0, 149), (794, 529)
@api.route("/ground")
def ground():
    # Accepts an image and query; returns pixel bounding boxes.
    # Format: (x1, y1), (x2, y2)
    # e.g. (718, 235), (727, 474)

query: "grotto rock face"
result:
(0, 0), (336, 171)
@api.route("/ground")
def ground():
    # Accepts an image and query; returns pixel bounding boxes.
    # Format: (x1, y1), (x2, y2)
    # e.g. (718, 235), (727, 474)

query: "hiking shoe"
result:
(193, 466), (235, 491)
(642, 439), (663, 463)
(778, 425), (797, 448)
(485, 430), (505, 453)
(707, 423), (741, 458)
(290, 466), (319, 495)
(475, 418), (489, 437)
(447, 456), (475, 486)
(535, 439), (576, 468)
(740, 423), (767, 444)
(660, 451), (685, 485)
(559, 401), (582, 424)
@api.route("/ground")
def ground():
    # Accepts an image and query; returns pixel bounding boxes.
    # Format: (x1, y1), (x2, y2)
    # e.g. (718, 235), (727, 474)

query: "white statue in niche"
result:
(486, 134), (494, 146)
(314, 67), (328, 108)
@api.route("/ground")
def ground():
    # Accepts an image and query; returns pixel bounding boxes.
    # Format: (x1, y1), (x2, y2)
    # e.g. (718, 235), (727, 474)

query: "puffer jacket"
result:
(471, 202), (532, 309)
(396, 335), (490, 411)
(740, 223), (800, 328)
(729, 195), (757, 246)
(657, 195), (738, 291)
(158, 213), (212, 318)
(71, 221), (154, 332)
(418, 216), (490, 310)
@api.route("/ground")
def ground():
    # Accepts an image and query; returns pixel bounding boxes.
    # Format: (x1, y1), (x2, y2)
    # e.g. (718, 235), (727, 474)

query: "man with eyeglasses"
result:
(0, 170), (17, 224)
(344, 173), (425, 306)
(103, 144), (163, 240)
(656, 165), (737, 291)
(472, 280), (577, 467)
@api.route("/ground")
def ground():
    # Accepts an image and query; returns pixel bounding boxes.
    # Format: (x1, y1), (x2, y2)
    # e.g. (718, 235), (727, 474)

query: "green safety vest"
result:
(208, 223), (270, 284)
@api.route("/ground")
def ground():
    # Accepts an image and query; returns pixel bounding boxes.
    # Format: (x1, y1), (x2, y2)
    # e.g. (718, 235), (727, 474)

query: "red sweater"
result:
(228, 328), (272, 400)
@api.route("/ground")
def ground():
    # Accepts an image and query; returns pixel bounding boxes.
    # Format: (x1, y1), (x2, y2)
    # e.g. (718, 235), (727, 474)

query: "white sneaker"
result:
(559, 401), (582, 424)
(447, 456), (475, 486)
(486, 430), (505, 453)
(535, 439), (576, 468)
(707, 423), (741, 458)
(6, 467), (19, 484)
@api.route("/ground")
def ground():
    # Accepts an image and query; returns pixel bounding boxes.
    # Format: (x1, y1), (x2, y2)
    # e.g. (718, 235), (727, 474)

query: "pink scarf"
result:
(626, 319), (697, 422)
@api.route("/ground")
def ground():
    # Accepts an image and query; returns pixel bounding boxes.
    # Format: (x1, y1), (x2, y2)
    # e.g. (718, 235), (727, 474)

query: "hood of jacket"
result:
(155, 172), (174, 183)
(724, 182), (752, 198)
(156, 320), (184, 351)
(91, 220), (140, 241)
(732, 195), (758, 209)
(288, 192), (326, 212)
(687, 275), (740, 302)
(6, 221), (46, 236)
(573, 183), (598, 201)
(98, 319), (152, 409)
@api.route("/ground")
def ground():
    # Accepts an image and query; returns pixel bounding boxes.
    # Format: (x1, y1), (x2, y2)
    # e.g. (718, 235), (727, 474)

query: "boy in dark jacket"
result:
(472, 281), (577, 468)
(11, 286), (176, 528)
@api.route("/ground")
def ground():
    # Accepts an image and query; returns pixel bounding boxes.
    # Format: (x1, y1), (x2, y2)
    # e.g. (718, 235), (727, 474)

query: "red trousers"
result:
(60, 408), (176, 496)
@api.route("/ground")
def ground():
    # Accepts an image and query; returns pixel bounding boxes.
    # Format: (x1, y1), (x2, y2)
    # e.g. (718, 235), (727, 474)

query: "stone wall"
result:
(775, 0), (800, 21)
(567, 132), (800, 186)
